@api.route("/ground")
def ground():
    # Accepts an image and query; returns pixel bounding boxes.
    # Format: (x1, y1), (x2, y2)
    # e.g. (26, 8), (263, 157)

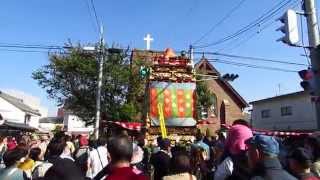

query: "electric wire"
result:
(192, 0), (248, 45)
(193, 0), (297, 49)
(207, 58), (299, 72)
(194, 51), (308, 66)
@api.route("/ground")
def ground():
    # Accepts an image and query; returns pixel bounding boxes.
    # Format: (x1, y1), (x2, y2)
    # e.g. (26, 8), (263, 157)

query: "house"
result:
(250, 91), (317, 131)
(3, 89), (48, 118)
(131, 49), (248, 133)
(0, 90), (41, 129)
(57, 108), (94, 134)
(38, 117), (64, 131)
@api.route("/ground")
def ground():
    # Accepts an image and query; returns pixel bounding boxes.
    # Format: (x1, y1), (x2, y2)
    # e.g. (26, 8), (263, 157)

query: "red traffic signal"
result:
(298, 69), (314, 92)
(298, 69), (313, 80)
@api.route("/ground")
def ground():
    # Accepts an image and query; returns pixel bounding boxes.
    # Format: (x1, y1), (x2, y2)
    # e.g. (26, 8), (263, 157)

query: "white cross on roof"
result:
(144, 33), (154, 50)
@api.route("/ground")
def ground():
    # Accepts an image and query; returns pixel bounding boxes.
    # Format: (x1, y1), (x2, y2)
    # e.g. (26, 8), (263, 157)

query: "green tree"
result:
(196, 78), (216, 120)
(32, 45), (143, 124)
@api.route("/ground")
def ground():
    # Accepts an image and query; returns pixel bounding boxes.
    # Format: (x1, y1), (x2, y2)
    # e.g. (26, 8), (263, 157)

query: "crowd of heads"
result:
(0, 122), (319, 180)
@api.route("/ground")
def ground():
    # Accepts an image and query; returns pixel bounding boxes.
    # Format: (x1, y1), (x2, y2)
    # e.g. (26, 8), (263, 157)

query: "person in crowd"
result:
(214, 122), (253, 180)
(0, 147), (29, 180)
(288, 147), (320, 180)
(65, 135), (76, 155)
(60, 137), (75, 161)
(150, 138), (171, 180)
(7, 136), (17, 151)
(152, 136), (163, 154)
(305, 136), (320, 177)
(39, 135), (50, 160)
(74, 135), (91, 177)
(44, 136), (85, 180)
(192, 130), (210, 160)
(73, 135), (81, 150)
(30, 134), (41, 149)
(89, 137), (108, 178)
(105, 135), (147, 180)
(163, 152), (196, 180)
(131, 142), (145, 174)
(17, 144), (35, 175)
(203, 128), (216, 148)
(0, 136), (7, 169)
(190, 146), (209, 180)
(29, 147), (52, 180)
(246, 134), (297, 180)
(134, 132), (149, 174)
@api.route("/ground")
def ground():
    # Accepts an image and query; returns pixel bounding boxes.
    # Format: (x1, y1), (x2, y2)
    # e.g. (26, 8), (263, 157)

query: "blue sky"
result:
(0, 0), (315, 115)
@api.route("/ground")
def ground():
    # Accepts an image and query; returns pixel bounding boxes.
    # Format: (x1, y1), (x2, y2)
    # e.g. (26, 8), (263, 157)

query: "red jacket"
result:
(105, 167), (147, 180)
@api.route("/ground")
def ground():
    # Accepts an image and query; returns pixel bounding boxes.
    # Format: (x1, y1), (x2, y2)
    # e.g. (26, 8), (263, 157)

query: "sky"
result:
(0, 0), (316, 115)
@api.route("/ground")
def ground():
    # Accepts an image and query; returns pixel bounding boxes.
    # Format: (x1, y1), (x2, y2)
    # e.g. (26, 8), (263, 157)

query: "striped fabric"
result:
(149, 82), (196, 126)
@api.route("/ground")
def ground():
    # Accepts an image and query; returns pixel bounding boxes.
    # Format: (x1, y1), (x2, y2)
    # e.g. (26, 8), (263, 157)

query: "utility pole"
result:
(304, 0), (320, 129)
(94, 24), (105, 139)
(189, 45), (194, 68)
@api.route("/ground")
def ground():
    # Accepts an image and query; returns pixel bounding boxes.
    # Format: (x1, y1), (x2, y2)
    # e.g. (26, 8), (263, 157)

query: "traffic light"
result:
(298, 69), (314, 93)
(139, 66), (150, 78)
(276, 9), (299, 45)
(221, 73), (239, 81)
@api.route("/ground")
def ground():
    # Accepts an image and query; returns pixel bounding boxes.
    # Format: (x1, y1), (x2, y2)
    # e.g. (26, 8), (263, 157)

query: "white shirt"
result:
(89, 146), (109, 178)
(214, 157), (234, 180)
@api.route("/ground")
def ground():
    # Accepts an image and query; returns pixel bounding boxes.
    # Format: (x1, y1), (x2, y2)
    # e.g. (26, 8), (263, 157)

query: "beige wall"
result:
(251, 93), (317, 131)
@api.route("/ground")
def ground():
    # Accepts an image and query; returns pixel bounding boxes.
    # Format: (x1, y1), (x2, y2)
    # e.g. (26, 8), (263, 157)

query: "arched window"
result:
(208, 93), (217, 117)
(200, 93), (218, 119)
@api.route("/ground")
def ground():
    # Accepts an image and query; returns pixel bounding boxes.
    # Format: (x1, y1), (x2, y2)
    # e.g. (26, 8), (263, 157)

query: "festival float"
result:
(140, 48), (197, 142)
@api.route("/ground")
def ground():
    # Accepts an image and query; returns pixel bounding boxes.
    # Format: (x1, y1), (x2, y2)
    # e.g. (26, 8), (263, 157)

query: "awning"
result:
(0, 121), (38, 131)
(106, 121), (143, 131)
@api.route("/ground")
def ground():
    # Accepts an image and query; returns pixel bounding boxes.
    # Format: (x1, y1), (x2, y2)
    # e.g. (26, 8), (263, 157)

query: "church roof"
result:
(195, 58), (248, 108)
(0, 91), (41, 116)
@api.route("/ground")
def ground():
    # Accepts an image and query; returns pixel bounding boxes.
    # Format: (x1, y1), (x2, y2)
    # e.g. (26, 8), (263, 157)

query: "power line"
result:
(90, 0), (100, 30)
(192, 0), (248, 45)
(207, 58), (298, 72)
(0, 48), (49, 53)
(218, 0), (302, 53)
(194, 51), (308, 66)
(193, 0), (297, 49)
(217, 19), (277, 53)
(0, 44), (64, 50)
(83, 0), (99, 34)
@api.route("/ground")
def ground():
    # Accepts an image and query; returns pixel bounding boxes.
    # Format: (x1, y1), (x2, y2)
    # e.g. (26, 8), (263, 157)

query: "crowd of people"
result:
(0, 120), (319, 180)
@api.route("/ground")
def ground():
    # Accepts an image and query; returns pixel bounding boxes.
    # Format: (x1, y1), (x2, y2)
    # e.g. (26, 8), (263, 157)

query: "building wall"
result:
(0, 97), (25, 123)
(0, 97), (41, 128)
(251, 93), (317, 130)
(5, 90), (48, 117)
(29, 115), (40, 128)
(203, 79), (245, 133)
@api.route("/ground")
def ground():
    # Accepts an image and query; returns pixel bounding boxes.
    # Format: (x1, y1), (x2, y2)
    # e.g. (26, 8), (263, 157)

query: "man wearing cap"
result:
(247, 134), (297, 180)
(288, 147), (320, 180)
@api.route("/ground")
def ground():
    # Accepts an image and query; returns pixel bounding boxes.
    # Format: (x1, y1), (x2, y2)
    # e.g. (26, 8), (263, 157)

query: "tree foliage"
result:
(196, 75), (216, 120)
(32, 45), (145, 124)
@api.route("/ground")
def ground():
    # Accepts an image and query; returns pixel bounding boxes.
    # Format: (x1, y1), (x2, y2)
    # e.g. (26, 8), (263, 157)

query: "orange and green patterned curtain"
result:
(149, 82), (196, 126)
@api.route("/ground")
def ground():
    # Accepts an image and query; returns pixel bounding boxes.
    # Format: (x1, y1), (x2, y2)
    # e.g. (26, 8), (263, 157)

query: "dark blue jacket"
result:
(251, 158), (297, 180)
